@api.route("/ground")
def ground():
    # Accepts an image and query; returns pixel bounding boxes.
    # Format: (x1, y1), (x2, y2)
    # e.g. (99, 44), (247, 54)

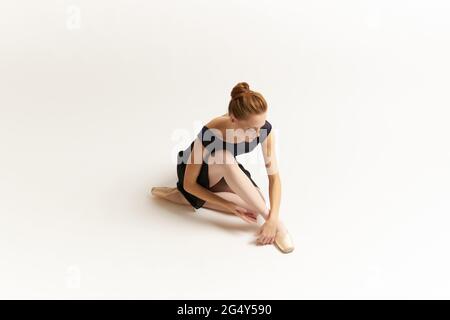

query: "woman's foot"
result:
(274, 228), (295, 254)
(150, 186), (194, 210)
(151, 186), (177, 198)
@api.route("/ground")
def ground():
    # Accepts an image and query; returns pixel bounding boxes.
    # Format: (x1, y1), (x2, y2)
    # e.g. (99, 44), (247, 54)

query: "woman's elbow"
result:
(184, 181), (197, 194)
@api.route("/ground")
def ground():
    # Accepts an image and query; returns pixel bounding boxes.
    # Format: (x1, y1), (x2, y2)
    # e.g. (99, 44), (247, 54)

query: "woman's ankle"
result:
(276, 221), (288, 234)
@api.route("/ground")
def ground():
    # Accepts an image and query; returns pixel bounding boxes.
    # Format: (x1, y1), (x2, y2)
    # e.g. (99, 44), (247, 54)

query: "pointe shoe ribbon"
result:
(274, 230), (295, 254)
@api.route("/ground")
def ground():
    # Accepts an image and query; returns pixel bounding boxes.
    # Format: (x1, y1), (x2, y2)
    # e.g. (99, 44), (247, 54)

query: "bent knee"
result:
(207, 149), (236, 165)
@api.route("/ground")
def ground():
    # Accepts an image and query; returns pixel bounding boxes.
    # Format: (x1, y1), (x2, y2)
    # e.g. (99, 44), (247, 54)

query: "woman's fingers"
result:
(244, 213), (257, 223)
(237, 206), (257, 219)
(237, 211), (256, 224)
(235, 207), (257, 223)
(243, 210), (258, 222)
(245, 212), (257, 221)
(236, 206), (247, 213)
(247, 212), (258, 219)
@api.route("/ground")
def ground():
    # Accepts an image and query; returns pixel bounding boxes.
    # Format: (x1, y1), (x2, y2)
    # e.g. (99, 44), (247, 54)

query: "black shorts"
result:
(176, 150), (259, 210)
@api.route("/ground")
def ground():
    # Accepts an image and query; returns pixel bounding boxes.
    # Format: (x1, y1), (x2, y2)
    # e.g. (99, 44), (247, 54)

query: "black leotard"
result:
(176, 120), (272, 210)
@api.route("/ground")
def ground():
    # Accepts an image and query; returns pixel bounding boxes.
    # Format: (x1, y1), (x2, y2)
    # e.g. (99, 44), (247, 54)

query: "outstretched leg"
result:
(151, 185), (258, 217)
(151, 187), (193, 208)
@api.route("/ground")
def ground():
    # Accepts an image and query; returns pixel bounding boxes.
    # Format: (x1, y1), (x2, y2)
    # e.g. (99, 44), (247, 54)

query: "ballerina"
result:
(151, 82), (294, 253)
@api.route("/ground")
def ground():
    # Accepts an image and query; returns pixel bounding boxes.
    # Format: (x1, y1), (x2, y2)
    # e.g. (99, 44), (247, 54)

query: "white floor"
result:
(1, 0), (450, 299)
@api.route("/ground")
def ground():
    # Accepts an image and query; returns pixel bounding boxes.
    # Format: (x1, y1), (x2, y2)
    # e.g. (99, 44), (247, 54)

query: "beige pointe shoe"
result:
(274, 230), (295, 254)
(150, 187), (176, 197)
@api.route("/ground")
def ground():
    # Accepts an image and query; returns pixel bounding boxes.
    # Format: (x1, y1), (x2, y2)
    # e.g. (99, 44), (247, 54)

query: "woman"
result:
(151, 82), (294, 253)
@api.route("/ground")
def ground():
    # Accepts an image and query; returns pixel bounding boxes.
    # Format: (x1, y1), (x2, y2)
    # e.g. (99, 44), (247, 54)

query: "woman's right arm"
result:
(183, 138), (257, 223)
(183, 137), (231, 209)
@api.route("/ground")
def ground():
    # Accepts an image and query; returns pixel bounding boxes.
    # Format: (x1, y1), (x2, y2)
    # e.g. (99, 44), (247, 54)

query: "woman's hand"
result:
(256, 219), (278, 245)
(225, 202), (258, 224)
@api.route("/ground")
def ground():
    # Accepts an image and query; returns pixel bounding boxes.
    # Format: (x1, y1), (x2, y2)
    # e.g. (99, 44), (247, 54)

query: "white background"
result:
(1, 0), (449, 299)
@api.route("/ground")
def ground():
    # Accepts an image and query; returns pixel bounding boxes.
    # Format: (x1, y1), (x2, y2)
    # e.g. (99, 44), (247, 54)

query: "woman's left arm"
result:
(261, 130), (281, 222)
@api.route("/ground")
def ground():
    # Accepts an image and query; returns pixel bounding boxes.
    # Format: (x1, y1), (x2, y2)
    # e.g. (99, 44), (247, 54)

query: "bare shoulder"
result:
(205, 114), (229, 130)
